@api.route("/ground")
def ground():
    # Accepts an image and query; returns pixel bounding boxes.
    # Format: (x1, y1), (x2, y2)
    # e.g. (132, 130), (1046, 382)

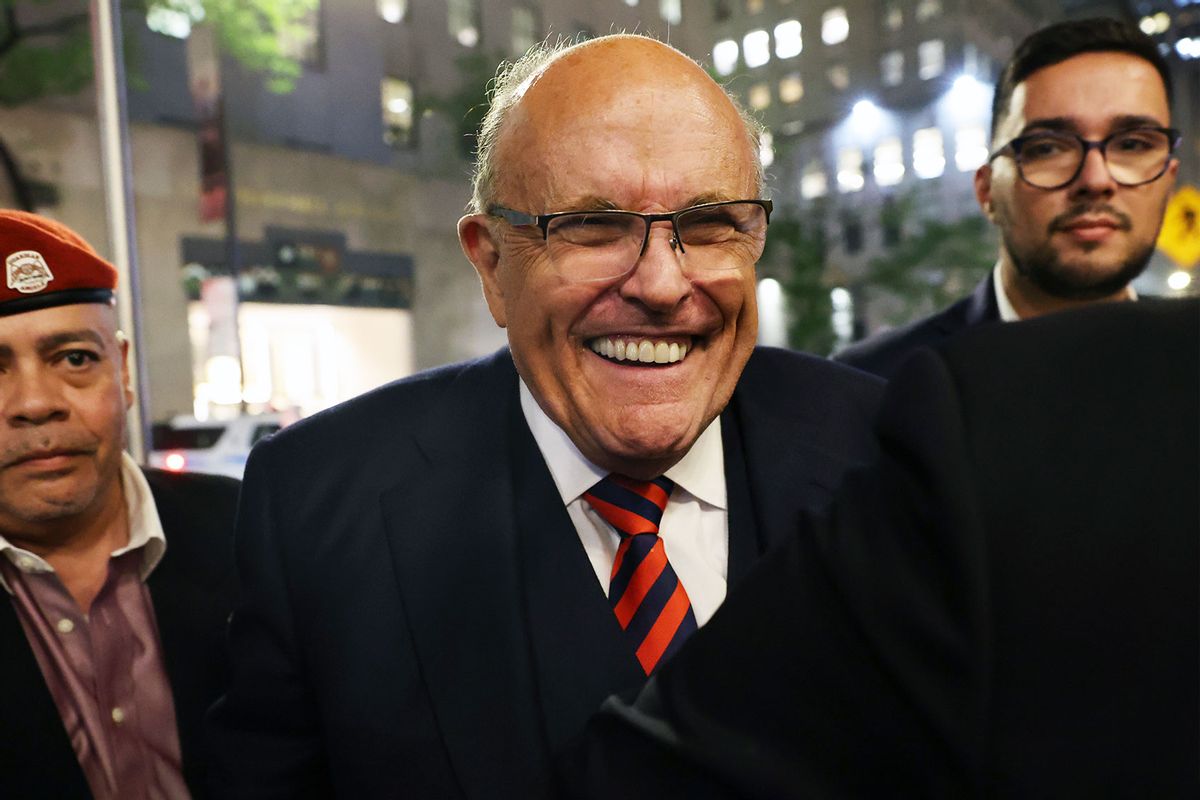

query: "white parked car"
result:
(148, 414), (289, 479)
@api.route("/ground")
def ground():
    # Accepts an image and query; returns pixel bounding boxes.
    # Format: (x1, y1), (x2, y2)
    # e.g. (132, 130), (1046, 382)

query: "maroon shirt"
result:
(1, 545), (189, 799)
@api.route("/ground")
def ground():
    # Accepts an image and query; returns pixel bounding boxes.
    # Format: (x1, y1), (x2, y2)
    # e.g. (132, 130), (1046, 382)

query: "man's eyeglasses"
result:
(988, 127), (1181, 190)
(487, 199), (773, 283)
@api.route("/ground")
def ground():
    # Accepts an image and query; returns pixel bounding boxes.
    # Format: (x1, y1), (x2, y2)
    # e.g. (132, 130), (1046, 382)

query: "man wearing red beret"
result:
(0, 211), (239, 799)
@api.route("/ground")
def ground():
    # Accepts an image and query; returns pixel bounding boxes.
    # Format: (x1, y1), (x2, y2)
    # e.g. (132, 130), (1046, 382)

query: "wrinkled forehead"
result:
(495, 39), (757, 210)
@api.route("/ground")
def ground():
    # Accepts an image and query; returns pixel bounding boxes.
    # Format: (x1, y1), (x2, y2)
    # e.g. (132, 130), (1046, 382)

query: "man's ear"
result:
(458, 214), (508, 328)
(974, 163), (995, 221)
(116, 331), (134, 410)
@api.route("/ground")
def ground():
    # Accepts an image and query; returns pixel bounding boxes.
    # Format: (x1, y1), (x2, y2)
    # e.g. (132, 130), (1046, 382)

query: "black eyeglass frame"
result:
(487, 199), (774, 256)
(987, 126), (1182, 190)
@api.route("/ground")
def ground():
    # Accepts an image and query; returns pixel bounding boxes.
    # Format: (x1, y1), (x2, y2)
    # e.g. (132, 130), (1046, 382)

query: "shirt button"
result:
(56, 618), (75, 634)
(111, 707), (125, 724)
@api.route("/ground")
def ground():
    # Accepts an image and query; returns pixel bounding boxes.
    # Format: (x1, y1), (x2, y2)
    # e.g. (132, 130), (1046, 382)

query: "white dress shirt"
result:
(519, 380), (729, 626)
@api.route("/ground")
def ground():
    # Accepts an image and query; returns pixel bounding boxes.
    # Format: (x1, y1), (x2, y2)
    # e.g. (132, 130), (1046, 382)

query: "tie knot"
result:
(583, 475), (674, 537)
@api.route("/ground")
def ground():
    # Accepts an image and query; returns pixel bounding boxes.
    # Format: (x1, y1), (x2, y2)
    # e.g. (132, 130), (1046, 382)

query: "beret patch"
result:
(0, 211), (116, 316)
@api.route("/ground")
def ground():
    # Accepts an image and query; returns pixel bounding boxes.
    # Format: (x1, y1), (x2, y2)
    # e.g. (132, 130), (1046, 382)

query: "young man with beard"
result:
(836, 18), (1181, 379)
(0, 211), (240, 798)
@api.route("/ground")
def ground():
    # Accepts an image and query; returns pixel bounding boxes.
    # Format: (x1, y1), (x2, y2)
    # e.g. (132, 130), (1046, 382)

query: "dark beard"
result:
(1001, 203), (1154, 301)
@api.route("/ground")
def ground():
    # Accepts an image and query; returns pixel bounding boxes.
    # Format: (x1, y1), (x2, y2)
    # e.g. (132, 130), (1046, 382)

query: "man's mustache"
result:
(1049, 203), (1133, 233)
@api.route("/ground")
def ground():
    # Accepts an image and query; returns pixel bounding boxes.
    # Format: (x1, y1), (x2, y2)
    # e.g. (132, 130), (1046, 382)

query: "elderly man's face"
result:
(0, 303), (131, 547)
(976, 51), (1177, 299)
(460, 38), (761, 478)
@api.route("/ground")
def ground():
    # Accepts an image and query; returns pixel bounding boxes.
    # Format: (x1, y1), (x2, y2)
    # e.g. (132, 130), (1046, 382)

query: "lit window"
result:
(448, 0), (480, 47)
(746, 0), (765, 12)
(775, 19), (802, 58)
(748, 83), (771, 110)
(883, 3), (902, 31)
(837, 148), (864, 193)
(744, 30), (771, 68)
(918, 39), (944, 79)
(760, 131), (775, 168)
(881, 50), (903, 86)
(377, 0), (407, 23)
(828, 64), (850, 90)
(801, 161), (828, 199)
(381, 78), (415, 148)
(660, 0), (682, 25)
(955, 126), (989, 171)
(512, 6), (538, 56)
(874, 137), (905, 186)
(779, 73), (804, 103)
(713, 39), (740, 76)
(913, 127), (945, 178)
(624, 0), (639, 6)
(822, 8), (849, 45)
(916, 0), (942, 22)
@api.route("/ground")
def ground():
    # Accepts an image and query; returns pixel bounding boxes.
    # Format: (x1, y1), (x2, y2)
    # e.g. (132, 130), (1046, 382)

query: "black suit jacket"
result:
(206, 346), (884, 799)
(834, 272), (999, 379)
(568, 299), (1200, 799)
(0, 468), (240, 799)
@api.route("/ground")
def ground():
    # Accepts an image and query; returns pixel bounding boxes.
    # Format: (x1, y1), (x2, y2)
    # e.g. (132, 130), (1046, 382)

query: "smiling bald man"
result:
(207, 35), (883, 799)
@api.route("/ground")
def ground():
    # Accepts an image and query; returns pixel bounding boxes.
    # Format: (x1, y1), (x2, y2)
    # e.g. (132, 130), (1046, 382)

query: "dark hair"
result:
(991, 17), (1173, 140)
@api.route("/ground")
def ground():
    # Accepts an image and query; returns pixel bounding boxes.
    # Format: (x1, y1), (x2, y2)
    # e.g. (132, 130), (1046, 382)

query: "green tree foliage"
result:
(864, 191), (996, 326)
(760, 211), (836, 355)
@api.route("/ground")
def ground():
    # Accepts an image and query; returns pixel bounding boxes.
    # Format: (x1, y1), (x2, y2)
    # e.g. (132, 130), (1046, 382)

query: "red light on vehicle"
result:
(164, 452), (187, 472)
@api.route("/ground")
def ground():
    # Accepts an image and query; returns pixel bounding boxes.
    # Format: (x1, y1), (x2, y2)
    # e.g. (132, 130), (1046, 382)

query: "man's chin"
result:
(1020, 247), (1153, 301)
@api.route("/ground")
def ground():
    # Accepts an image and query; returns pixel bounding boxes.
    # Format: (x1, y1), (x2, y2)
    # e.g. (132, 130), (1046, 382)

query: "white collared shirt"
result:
(993, 262), (1137, 322)
(519, 380), (729, 626)
(0, 453), (166, 594)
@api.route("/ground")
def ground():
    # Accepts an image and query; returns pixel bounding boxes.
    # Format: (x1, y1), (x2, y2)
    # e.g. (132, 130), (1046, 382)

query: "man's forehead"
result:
(1007, 51), (1168, 128)
(0, 303), (117, 343)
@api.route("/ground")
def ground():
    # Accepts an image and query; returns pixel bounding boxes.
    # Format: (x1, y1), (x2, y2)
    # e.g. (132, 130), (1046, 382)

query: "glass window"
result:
(748, 82), (771, 110)
(779, 73), (804, 103)
(837, 148), (864, 193)
(828, 64), (850, 90)
(715, 0), (733, 22)
(760, 131), (775, 168)
(713, 39), (740, 76)
(744, 29), (771, 68)
(916, 0), (942, 22)
(822, 8), (849, 45)
(874, 137), (905, 186)
(881, 50), (903, 86)
(775, 19), (802, 58)
(448, 0), (480, 47)
(955, 126), (989, 171)
(883, 2), (902, 31)
(918, 39), (944, 79)
(746, 0), (765, 12)
(801, 161), (828, 199)
(377, 0), (407, 23)
(913, 127), (945, 178)
(512, 6), (539, 56)
(660, 0), (682, 24)
(624, 0), (639, 6)
(842, 212), (863, 253)
(382, 77), (415, 148)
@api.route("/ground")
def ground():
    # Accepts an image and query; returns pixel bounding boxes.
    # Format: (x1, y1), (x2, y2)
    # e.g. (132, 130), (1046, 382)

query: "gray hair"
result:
(468, 33), (766, 214)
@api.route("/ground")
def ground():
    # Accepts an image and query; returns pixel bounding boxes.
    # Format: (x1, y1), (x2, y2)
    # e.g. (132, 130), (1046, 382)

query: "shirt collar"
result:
(0, 453), (166, 594)
(993, 261), (1137, 323)
(519, 379), (726, 510)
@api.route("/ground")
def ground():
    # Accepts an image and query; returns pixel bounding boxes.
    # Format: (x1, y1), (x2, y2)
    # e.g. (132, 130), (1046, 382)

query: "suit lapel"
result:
(0, 594), (92, 796)
(379, 354), (552, 798)
(510, 408), (645, 752)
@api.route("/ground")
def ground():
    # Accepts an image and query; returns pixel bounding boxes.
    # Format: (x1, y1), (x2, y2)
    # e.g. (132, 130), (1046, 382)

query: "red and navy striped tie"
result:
(583, 474), (698, 675)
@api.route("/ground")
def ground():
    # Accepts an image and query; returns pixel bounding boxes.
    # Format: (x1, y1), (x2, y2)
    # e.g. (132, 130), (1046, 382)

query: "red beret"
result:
(0, 210), (117, 317)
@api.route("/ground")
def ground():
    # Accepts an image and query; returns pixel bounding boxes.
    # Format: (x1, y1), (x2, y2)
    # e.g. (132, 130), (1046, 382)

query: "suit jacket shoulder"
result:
(834, 273), (999, 380)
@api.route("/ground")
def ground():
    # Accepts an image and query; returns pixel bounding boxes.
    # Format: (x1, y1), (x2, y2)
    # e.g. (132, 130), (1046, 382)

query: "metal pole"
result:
(90, 0), (150, 462)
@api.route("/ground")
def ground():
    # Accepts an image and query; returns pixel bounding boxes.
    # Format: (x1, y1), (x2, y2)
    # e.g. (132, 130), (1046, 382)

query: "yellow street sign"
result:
(1157, 185), (1200, 268)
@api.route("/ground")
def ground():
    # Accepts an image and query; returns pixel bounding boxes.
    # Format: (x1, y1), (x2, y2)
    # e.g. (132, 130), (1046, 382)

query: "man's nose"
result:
(618, 223), (692, 312)
(5, 368), (69, 427)
(1069, 145), (1119, 198)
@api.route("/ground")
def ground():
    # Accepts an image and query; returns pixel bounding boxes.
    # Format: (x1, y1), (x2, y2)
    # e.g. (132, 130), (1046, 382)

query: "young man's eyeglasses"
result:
(488, 199), (773, 283)
(988, 127), (1181, 190)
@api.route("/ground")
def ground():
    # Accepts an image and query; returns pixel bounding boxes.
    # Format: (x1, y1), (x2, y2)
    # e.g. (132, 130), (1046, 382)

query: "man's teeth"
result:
(589, 338), (688, 364)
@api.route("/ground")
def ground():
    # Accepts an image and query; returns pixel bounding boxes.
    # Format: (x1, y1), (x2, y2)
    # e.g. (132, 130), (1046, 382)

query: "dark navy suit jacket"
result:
(0, 469), (240, 799)
(206, 347), (884, 799)
(835, 272), (999, 379)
